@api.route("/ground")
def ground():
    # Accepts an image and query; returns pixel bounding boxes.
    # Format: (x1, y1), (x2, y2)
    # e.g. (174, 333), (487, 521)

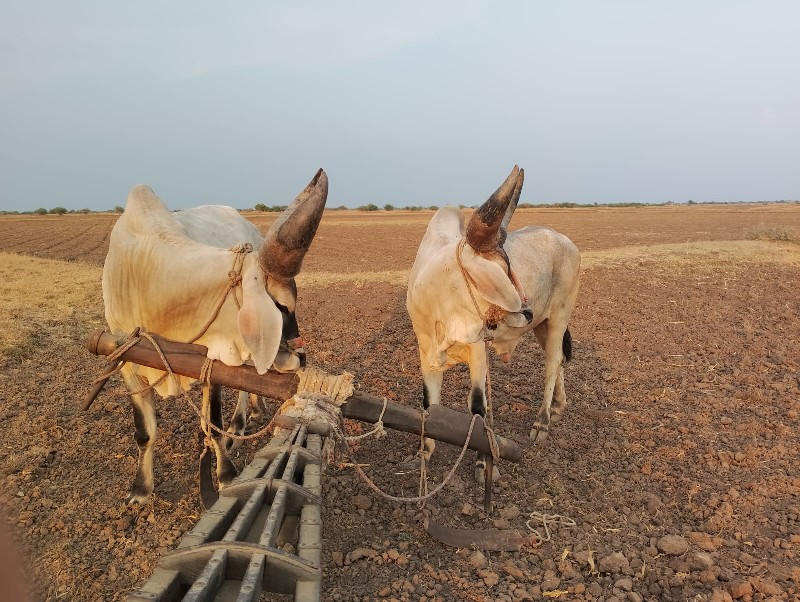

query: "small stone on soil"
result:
(468, 550), (487, 569)
(353, 494), (372, 510)
(657, 534), (689, 555)
(598, 552), (630, 573)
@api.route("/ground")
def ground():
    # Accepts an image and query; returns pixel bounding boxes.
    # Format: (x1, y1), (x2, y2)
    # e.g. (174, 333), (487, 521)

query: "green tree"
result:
(49, 207), (67, 215)
(384, 204), (394, 211)
(254, 203), (268, 212)
(34, 207), (48, 215)
(358, 203), (378, 211)
(114, 205), (124, 213)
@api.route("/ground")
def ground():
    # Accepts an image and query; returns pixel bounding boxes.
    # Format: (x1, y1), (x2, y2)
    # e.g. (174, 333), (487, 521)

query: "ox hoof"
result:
(223, 435), (243, 453)
(125, 490), (152, 505)
(473, 463), (501, 484)
(551, 406), (566, 424)
(399, 455), (423, 470)
(218, 464), (239, 488)
(529, 425), (550, 442)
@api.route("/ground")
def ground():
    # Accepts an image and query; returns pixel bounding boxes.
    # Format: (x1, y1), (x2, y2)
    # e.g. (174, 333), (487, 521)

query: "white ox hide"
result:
(406, 166), (580, 482)
(103, 169), (328, 503)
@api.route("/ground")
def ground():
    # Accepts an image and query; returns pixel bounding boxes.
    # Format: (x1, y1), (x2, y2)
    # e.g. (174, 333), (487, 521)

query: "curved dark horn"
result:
(500, 167), (524, 233)
(259, 169), (328, 278)
(465, 165), (521, 252)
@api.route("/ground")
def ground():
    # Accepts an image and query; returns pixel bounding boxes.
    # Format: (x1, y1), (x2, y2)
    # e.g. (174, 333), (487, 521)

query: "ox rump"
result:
(84, 329), (523, 462)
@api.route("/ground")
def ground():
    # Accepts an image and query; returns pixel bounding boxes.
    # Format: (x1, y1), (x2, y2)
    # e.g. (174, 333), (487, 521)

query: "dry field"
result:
(1, 204), (800, 601)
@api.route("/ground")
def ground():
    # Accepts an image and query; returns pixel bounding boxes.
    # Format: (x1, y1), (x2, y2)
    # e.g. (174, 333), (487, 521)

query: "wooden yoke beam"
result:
(84, 330), (523, 463)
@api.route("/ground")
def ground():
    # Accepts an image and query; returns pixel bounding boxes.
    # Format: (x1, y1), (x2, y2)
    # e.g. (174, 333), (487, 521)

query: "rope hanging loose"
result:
(525, 512), (577, 543)
(340, 413), (482, 504)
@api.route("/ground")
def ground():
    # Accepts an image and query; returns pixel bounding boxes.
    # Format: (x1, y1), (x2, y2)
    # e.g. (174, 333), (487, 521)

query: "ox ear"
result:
(237, 272), (282, 375)
(461, 249), (522, 313)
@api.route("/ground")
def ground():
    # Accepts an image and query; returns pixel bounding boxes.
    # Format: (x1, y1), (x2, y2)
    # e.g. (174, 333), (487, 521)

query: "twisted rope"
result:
(99, 329), (277, 443)
(345, 397), (388, 441)
(455, 239), (489, 338)
(525, 512), (577, 543)
(186, 242), (252, 344)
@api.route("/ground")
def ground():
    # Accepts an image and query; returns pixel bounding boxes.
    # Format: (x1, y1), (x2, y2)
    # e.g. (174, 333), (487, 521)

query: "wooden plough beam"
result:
(128, 423), (325, 601)
(85, 330), (523, 462)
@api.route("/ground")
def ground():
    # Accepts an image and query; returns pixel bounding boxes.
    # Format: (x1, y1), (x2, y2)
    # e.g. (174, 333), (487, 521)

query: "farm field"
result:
(1, 204), (800, 601)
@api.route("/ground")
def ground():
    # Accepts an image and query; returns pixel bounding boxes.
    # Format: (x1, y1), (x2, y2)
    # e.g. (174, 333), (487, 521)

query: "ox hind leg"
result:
(530, 319), (572, 442)
(467, 342), (500, 484)
(207, 384), (239, 486)
(120, 365), (157, 504)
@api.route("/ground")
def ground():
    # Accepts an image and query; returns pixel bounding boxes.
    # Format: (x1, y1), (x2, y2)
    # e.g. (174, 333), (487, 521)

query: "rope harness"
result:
(94, 329), (278, 443)
(89, 243), (278, 462)
(187, 242), (252, 344)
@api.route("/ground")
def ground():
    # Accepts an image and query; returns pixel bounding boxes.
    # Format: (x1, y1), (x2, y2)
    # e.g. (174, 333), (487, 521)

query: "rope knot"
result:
(228, 242), (253, 254)
(227, 270), (242, 286)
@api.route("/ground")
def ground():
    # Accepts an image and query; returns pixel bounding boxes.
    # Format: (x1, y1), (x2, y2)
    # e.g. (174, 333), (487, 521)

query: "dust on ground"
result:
(1, 204), (799, 601)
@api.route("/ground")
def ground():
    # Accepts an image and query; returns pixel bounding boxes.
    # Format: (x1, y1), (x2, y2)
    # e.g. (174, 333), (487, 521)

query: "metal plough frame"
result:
(128, 424), (324, 601)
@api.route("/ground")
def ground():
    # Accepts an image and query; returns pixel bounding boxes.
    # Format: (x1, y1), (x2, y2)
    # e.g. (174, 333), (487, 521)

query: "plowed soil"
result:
(1, 204), (799, 601)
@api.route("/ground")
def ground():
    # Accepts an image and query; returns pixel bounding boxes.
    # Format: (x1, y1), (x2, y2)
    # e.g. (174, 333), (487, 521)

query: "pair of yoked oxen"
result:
(103, 166), (579, 503)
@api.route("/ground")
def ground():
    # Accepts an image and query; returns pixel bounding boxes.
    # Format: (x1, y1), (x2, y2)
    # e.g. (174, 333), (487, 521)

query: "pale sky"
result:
(1, 1), (798, 211)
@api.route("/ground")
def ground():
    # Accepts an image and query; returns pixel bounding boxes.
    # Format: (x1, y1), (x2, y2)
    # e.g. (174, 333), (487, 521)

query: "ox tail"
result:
(563, 328), (573, 363)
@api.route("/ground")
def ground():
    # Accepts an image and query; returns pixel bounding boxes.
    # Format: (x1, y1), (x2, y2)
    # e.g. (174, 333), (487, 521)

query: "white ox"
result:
(103, 169), (328, 503)
(406, 166), (580, 482)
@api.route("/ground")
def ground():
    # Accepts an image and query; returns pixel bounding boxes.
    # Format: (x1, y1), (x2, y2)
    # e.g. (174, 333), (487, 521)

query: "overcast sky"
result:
(1, 1), (798, 211)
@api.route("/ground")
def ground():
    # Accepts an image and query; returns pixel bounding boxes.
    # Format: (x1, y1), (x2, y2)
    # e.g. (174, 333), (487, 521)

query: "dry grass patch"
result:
(0, 252), (103, 362)
(746, 223), (800, 243)
(581, 240), (800, 271)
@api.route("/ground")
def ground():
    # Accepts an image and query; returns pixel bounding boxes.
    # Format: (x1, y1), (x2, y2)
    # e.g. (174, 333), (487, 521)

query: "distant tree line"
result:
(0, 206), (125, 215)
(253, 203), (288, 212)
(1, 198), (798, 217)
(356, 204), (442, 211)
